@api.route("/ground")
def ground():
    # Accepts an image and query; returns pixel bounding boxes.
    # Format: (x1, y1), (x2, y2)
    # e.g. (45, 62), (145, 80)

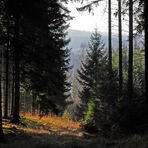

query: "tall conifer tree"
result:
(77, 29), (106, 111)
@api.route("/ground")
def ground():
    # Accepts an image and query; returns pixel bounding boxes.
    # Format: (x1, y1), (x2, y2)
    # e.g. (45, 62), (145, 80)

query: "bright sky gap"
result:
(64, 0), (129, 35)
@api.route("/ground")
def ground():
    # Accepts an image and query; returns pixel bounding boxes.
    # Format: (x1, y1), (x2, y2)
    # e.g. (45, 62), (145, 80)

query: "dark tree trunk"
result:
(108, 0), (112, 72)
(49, 100), (59, 115)
(145, 0), (148, 108)
(32, 93), (36, 115)
(4, 12), (10, 119)
(25, 91), (29, 113)
(11, 65), (15, 116)
(0, 72), (4, 140)
(128, 0), (133, 102)
(11, 3), (20, 123)
(118, 0), (123, 93)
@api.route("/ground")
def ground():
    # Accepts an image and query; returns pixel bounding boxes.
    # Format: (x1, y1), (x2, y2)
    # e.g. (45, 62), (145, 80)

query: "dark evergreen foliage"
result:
(20, 0), (72, 114)
(77, 30), (118, 135)
(77, 29), (106, 113)
(0, 0), (72, 122)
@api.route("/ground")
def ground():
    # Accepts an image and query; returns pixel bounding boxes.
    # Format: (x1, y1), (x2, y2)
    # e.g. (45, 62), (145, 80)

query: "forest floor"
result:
(0, 113), (148, 148)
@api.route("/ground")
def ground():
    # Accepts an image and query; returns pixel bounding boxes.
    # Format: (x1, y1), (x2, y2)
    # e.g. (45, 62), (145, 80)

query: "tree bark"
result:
(144, 0), (148, 109)
(11, 2), (20, 123)
(118, 0), (123, 93)
(0, 68), (4, 140)
(108, 0), (112, 72)
(32, 93), (36, 115)
(11, 65), (15, 116)
(128, 0), (133, 102)
(4, 11), (10, 119)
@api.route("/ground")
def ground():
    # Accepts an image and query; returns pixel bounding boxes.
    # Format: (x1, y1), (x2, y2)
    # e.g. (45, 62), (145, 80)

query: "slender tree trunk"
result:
(11, 65), (15, 116)
(0, 68), (4, 140)
(108, 0), (112, 71)
(128, 0), (133, 102)
(118, 0), (123, 93)
(4, 12), (10, 119)
(11, 5), (20, 123)
(144, 0), (148, 109)
(24, 91), (29, 113)
(1, 45), (5, 117)
(32, 93), (36, 115)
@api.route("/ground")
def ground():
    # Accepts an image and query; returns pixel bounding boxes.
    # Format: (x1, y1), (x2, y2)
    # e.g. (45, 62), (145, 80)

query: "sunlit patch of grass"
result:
(21, 113), (39, 123)
(22, 113), (80, 134)
(2, 119), (18, 135)
(3, 123), (11, 129)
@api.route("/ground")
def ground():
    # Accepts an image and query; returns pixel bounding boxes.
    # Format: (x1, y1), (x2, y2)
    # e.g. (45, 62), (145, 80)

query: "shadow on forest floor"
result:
(1, 117), (148, 148)
(0, 117), (97, 148)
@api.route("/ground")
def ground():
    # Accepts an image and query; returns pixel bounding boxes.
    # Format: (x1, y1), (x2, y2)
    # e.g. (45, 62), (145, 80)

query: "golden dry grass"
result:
(20, 113), (81, 136)
(21, 113), (80, 128)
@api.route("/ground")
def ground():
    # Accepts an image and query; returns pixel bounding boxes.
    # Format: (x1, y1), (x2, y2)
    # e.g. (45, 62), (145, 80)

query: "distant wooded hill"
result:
(67, 29), (128, 77)
(68, 29), (129, 52)
(67, 29), (142, 78)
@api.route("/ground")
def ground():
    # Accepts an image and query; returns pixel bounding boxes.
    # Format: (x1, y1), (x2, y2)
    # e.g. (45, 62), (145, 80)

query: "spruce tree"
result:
(77, 29), (118, 134)
(20, 0), (71, 114)
(0, 0), (71, 117)
(77, 29), (106, 113)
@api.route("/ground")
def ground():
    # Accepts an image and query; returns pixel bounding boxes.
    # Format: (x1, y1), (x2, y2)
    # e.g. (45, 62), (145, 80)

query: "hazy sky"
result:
(65, 0), (129, 34)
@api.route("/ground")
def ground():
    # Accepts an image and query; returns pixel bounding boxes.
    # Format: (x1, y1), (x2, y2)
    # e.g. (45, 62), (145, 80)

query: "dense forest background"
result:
(0, 0), (147, 147)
